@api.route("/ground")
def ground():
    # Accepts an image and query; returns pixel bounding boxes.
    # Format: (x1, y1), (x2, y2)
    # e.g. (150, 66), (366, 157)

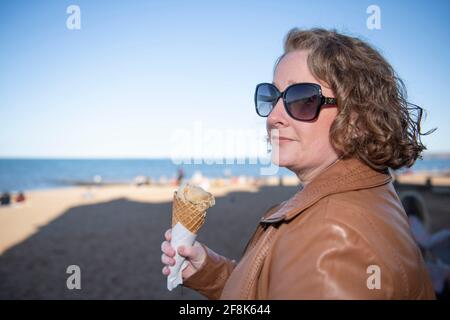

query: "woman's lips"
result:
(271, 136), (295, 144)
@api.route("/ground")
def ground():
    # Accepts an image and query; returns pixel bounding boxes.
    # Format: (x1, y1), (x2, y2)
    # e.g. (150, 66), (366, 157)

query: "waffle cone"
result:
(172, 192), (207, 234)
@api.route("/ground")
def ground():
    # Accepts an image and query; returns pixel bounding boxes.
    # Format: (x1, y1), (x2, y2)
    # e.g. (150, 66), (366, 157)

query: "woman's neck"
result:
(296, 156), (343, 186)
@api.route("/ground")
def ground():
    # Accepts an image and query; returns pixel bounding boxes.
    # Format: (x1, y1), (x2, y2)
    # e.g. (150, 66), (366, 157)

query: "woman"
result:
(400, 191), (450, 252)
(400, 191), (450, 299)
(161, 28), (436, 299)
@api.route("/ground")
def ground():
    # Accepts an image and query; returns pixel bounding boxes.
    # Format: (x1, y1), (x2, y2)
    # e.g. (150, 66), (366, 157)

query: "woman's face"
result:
(267, 50), (339, 178)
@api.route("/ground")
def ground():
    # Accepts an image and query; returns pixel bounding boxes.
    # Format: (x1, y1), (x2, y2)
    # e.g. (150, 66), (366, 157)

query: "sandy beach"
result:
(0, 175), (449, 299)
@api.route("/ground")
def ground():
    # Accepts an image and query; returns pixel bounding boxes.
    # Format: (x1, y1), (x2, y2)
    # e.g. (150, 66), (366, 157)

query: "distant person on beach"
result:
(176, 168), (184, 186)
(15, 192), (26, 203)
(161, 28), (436, 299)
(1, 192), (11, 206)
(400, 191), (450, 299)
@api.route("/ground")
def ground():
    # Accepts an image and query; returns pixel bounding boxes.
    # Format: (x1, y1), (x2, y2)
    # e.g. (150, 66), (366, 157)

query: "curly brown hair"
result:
(276, 28), (436, 171)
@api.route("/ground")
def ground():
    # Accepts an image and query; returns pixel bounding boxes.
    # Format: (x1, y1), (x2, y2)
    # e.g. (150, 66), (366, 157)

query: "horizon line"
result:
(0, 151), (450, 160)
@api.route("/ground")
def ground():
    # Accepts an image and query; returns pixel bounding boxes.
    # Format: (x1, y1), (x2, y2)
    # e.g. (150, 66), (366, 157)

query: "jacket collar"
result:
(260, 157), (392, 225)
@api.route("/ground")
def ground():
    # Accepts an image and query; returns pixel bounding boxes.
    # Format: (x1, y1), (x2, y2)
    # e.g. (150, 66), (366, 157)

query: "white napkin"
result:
(167, 222), (197, 291)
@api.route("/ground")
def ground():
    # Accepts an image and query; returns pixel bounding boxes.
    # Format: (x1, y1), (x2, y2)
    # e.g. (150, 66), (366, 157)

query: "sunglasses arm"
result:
(322, 97), (337, 106)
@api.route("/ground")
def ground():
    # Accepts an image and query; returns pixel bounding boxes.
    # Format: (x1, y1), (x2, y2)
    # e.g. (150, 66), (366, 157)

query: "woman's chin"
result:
(271, 155), (297, 168)
(270, 142), (302, 168)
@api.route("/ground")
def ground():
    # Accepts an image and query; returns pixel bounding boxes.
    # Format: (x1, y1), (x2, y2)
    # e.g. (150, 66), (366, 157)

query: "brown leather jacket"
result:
(183, 157), (436, 299)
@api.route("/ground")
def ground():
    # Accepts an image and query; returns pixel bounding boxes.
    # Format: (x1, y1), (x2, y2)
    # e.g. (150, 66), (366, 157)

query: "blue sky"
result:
(0, 0), (449, 158)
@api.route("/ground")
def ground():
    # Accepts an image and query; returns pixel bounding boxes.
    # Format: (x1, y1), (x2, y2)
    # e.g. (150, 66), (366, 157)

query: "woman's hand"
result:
(161, 228), (207, 280)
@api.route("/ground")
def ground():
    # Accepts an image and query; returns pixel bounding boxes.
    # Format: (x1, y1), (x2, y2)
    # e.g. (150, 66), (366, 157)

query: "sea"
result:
(0, 157), (449, 192)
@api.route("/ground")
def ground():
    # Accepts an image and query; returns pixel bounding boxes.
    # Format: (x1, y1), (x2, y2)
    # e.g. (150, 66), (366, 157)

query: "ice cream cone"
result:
(172, 192), (207, 234)
(168, 183), (215, 291)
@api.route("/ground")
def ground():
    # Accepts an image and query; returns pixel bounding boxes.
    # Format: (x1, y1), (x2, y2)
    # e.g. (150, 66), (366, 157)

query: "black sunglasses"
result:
(254, 82), (337, 121)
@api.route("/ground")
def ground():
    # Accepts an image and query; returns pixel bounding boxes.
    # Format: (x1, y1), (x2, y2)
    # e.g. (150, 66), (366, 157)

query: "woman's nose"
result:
(267, 99), (288, 127)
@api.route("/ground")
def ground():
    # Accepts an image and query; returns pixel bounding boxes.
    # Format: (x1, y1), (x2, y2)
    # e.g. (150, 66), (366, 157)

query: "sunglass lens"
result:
(285, 85), (320, 120)
(255, 84), (278, 117)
